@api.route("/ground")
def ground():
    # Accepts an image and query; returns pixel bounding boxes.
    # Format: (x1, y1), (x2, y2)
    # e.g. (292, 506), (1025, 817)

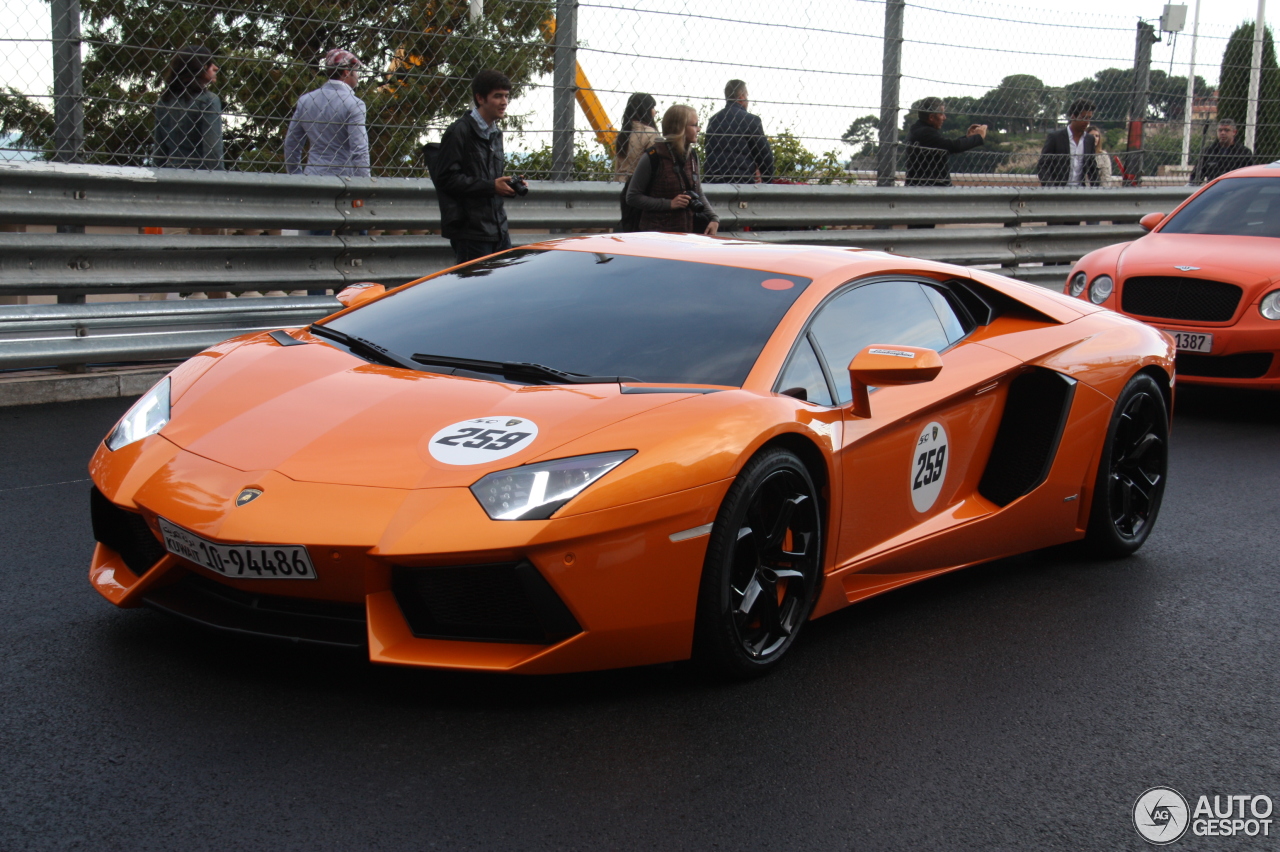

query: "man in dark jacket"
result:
(434, 70), (518, 264)
(704, 80), (775, 184)
(1037, 99), (1101, 187)
(903, 97), (987, 187)
(1193, 119), (1254, 184)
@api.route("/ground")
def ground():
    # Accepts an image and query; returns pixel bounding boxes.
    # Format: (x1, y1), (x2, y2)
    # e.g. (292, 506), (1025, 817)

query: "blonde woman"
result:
(625, 104), (719, 235)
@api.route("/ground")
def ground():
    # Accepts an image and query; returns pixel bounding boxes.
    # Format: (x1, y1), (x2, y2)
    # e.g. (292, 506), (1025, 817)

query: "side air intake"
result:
(978, 369), (1077, 507)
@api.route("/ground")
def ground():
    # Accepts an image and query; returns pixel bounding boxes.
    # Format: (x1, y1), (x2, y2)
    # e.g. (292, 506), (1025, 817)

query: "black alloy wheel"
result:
(694, 448), (822, 678)
(1085, 372), (1169, 557)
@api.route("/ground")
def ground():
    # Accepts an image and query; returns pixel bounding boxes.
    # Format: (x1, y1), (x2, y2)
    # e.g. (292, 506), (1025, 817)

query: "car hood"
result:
(1120, 233), (1279, 291)
(162, 335), (694, 489)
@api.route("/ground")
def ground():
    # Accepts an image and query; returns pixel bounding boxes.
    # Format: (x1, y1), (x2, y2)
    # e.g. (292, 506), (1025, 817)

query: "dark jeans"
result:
(450, 232), (512, 265)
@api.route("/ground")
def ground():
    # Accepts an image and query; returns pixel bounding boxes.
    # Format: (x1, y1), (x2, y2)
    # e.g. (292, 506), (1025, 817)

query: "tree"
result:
(1218, 21), (1280, 160)
(0, 0), (553, 173)
(841, 114), (878, 158)
(973, 74), (1049, 134)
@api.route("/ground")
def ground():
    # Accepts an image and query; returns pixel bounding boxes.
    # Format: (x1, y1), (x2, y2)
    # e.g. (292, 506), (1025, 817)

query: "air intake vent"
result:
(1121, 276), (1242, 322)
(90, 487), (167, 577)
(392, 561), (581, 644)
(1176, 352), (1273, 379)
(978, 369), (1077, 507)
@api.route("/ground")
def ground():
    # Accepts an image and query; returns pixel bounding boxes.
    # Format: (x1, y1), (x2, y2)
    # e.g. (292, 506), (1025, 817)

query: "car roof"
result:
(1216, 161), (1280, 180)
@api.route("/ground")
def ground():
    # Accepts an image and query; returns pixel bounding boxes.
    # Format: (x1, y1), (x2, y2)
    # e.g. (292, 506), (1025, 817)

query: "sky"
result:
(3, 0), (1275, 155)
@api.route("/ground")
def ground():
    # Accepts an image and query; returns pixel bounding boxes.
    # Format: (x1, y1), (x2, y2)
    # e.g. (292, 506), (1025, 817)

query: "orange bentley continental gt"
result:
(1065, 162), (1280, 388)
(89, 234), (1174, 677)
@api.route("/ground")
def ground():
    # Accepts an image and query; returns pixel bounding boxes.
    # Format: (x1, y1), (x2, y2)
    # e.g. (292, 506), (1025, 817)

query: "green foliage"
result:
(1, 0), (553, 172)
(505, 141), (614, 181)
(841, 114), (878, 158)
(767, 130), (848, 184)
(1218, 22), (1280, 160)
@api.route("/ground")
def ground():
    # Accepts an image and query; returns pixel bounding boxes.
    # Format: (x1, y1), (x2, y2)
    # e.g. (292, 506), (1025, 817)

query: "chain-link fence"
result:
(1, 0), (1276, 184)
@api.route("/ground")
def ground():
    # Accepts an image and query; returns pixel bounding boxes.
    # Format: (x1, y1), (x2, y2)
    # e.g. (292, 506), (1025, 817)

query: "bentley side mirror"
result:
(848, 345), (944, 418)
(335, 282), (386, 310)
(1139, 212), (1166, 231)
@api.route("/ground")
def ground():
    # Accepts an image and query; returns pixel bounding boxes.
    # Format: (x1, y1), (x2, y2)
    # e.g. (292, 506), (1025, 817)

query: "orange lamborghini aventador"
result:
(88, 234), (1175, 677)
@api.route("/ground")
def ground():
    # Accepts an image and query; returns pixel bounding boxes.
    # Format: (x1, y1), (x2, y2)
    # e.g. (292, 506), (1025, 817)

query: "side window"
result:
(810, 280), (950, 404)
(921, 284), (970, 345)
(776, 337), (834, 406)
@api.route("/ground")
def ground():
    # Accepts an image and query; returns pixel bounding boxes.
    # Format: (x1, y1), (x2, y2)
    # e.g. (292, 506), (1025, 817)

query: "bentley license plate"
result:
(157, 518), (317, 580)
(1165, 330), (1213, 353)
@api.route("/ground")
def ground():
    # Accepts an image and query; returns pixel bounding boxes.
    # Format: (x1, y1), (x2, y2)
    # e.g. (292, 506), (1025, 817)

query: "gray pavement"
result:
(1, 388), (1278, 851)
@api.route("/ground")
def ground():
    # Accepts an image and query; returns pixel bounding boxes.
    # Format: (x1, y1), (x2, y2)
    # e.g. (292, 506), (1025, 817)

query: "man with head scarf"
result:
(284, 48), (370, 177)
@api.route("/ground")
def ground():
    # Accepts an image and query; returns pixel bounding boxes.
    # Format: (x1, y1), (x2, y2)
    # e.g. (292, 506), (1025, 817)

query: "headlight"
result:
(1089, 275), (1114, 304)
(470, 450), (637, 520)
(105, 378), (171, 451)
(1068, 272), (1087, 297)
(1261, 291), (1280, 320)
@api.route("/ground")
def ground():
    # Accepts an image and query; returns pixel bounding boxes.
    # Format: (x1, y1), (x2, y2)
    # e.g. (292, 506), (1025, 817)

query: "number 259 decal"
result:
(429, 416), (540, 465)
(910, 421), (949, 512)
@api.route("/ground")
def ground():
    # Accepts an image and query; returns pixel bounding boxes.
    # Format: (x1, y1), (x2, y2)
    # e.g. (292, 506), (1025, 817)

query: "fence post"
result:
(51, 0), (84, 165)
(877, 0), (904, 187)
(551, 0), (578, 182)
(1125, 20), (1158, 185)
(51, 0), (87, 308)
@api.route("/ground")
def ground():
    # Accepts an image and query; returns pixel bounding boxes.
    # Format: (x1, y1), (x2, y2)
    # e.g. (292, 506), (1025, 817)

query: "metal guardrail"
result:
(0, 162), (1196, 371)
(0, 297), (337, 369)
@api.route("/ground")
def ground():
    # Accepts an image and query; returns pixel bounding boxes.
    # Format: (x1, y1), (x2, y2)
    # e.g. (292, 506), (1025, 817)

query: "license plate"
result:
(157, 518), (317, 580)
(1165, 330), (1213, 353)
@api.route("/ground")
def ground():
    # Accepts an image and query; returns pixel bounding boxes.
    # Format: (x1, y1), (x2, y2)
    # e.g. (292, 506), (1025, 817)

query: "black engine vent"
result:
(1176, 352), (1274, 379)
(90, 487), (167, 577)
(1121, 276), (1242, 322)
(978, 369), (1077, 507)
(392, 561), (582, 644)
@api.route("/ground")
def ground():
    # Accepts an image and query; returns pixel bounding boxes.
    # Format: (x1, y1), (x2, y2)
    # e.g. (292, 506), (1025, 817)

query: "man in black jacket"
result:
(1036, 99), (1100, 187)
(704, 80), (775, 184)
(1193, 119), (1254, 183)
(434, 70), (518, 264)
(903, 97), (987, 187)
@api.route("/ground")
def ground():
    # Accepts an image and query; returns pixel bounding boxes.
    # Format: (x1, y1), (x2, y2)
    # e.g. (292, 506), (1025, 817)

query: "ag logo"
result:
(428, 416), (539, 465)
(235, 488), (262, 507)
(1133, 787), (1189, 844)
(910, 421), (949, 513)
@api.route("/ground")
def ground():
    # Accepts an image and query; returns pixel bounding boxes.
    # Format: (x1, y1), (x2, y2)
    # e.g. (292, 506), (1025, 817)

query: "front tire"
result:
(693, 448), (822, 678)
(1084, 372), (1169, 558)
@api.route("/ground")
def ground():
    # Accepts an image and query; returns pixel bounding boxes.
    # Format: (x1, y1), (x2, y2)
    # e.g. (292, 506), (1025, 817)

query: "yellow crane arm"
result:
(541, 16), (617, 152)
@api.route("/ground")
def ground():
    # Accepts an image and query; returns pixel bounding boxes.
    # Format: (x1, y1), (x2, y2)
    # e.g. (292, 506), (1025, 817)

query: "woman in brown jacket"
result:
(613, 92), (661, 181)
(625, 104), (720, 235)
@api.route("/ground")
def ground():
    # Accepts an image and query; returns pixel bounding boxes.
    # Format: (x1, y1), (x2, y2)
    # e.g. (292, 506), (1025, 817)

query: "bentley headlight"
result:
(470, 450), (637, 520)
(1261, 291), (1280, 320)
(105, 378), (171, 451)
(1089, 274), (1114, 304)
(1068, 272), (1087, 297)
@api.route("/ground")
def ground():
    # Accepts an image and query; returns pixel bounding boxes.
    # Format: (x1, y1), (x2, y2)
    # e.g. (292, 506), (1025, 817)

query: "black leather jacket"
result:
(433, 113), (508, 242)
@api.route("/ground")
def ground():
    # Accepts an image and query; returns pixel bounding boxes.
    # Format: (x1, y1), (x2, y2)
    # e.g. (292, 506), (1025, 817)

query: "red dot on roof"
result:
(761, 278), (795, 290)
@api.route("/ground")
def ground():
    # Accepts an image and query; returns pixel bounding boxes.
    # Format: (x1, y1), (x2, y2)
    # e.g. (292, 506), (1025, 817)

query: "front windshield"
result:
(1160, 176), (1280, 238)
(324, 249), (811, 386)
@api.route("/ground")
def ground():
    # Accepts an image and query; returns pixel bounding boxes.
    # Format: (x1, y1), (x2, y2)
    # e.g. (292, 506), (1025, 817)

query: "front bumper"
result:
(1152, 319), (1280, 389)
(89, 437), (730, 674)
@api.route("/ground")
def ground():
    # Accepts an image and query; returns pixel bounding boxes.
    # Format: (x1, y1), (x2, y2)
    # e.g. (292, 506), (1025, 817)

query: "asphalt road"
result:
(1, 387), (1278, 851)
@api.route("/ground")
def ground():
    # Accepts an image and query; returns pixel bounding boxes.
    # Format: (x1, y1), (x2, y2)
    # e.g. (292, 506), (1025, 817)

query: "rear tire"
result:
(693, 448), (822, 679)
(1084, 373), (1169, 558)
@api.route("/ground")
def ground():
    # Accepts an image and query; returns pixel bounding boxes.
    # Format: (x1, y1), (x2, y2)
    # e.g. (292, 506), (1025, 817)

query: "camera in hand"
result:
(685, 194), (705, 214)
(508, 176), (529, 197)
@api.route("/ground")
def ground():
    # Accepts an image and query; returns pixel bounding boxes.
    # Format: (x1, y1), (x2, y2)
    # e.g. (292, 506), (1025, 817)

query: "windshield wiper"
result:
(411, 353), (638, 384)
(308, 324), (420, 371)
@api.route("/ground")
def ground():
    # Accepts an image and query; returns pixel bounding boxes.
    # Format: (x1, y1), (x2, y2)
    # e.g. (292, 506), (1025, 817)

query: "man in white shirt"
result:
(284, 48), (370, 177)
(1036, 99), (1100, 187)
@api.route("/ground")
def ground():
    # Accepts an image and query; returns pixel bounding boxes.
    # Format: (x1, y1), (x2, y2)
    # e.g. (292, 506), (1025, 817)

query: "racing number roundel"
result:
(429, 416), (539, 465)
(910, 421), (949, 512)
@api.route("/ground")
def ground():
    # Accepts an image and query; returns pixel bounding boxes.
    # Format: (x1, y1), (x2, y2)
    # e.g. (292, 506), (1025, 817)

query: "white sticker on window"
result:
(910, 421), (949, 512)
(428, 416), (539, 465)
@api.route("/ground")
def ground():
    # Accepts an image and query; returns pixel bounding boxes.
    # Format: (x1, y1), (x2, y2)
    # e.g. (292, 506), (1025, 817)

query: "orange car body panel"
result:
(89, 234), (1174, 673)
(1065, 164), (1280, 388)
